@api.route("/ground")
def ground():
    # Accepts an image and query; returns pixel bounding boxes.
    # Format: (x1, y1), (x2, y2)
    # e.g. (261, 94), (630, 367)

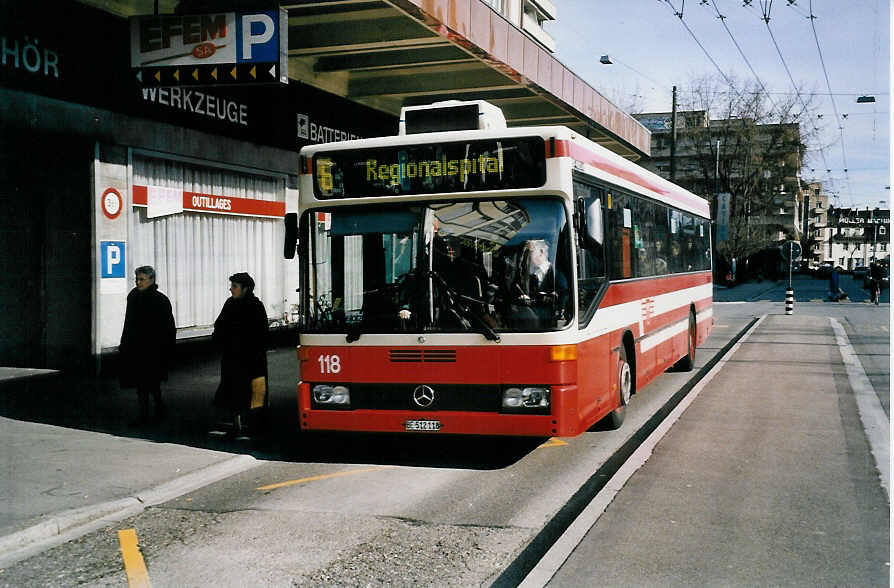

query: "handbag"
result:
(250, 376), (266, 410)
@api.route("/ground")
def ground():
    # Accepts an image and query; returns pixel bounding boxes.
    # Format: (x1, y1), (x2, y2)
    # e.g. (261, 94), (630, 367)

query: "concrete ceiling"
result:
(78, 0), (651, 159)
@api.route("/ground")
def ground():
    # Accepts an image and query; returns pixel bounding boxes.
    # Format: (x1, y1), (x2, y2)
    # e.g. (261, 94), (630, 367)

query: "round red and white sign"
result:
(101, 187), (122, 219)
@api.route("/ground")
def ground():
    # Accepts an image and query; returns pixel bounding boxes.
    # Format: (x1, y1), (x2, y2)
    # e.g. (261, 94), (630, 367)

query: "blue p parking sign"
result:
(100, 241), (126, 278)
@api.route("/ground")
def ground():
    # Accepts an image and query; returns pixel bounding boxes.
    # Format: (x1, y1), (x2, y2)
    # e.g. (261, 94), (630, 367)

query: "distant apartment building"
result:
(825, 206), (890, 270)
(800, 182), (830, 268)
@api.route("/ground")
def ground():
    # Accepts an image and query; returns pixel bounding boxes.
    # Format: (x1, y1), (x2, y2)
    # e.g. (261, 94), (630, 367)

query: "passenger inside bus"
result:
(654, 237), (669, 275)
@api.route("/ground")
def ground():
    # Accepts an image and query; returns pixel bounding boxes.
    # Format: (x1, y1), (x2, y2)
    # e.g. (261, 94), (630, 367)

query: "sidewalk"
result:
(542, 314), (890, 587)
(0, 347), (303, 567)
(0, 418), (258, 565)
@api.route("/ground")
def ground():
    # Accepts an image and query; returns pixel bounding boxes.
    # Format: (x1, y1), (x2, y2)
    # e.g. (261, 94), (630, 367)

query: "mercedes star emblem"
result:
(412, 385), (435, 408)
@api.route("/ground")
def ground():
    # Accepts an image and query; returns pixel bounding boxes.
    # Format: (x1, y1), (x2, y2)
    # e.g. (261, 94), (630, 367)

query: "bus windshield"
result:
(302, 197), (572, 337)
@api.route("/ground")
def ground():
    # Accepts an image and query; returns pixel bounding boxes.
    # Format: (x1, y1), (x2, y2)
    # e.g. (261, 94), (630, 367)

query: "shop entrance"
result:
(0, 130), (92, 370)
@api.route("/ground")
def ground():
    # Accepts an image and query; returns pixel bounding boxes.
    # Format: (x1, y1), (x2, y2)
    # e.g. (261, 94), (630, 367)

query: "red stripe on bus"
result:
(601, 272), (712, 307)
(551, 140), (709, 215)
(131, 185), (284, 218)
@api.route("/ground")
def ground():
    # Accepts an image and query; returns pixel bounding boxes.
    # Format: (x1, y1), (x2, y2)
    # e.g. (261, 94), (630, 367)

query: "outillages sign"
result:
(132, 185), (285, 218)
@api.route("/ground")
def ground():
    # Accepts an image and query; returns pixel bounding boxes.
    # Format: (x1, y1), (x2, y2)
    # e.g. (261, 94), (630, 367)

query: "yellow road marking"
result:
(257, 467), (385, 491)
(538, 437), (568, 448)
(118, 528), (150, 588)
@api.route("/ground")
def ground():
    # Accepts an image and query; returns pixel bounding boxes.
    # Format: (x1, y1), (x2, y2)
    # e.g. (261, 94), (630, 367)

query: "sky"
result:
(546, 0), (890, 211)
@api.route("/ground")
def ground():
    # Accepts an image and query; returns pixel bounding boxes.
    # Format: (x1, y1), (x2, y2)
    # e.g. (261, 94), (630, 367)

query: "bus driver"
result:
(510, 239), (569, 328)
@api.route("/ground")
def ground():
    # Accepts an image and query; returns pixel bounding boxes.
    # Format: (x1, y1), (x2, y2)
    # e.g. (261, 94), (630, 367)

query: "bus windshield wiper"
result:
(429, 271), (500, 342)
(456, 293), (501, 342)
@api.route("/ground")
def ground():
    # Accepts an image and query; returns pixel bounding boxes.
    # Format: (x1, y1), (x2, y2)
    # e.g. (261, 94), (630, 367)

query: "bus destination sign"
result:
(313, 137), (546, 199)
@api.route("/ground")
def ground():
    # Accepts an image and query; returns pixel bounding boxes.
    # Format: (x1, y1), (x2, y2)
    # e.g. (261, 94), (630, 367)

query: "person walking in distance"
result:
(828, 265), (841, 301)
(119, 266), (176, 427)
(869, 261), (884, 304)
(212, 272), (269, 438)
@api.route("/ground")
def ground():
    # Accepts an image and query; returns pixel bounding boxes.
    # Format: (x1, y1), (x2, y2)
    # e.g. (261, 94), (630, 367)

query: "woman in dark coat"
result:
(119, 265), (176, 426)
(212, 272), (269, 436)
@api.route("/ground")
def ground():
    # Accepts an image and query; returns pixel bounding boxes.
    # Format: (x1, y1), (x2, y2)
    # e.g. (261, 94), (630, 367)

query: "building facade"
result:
(800, 181), (830, 268)
(825, 207), (890, 270)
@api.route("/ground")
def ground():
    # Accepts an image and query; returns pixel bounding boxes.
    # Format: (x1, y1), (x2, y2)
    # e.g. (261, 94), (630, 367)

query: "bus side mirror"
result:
(586, 199), (603, 246)
(284, 212), (298, 259)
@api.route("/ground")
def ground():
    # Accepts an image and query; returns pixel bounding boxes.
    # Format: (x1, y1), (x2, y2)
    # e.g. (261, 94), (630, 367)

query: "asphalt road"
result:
(0, 289), (887, 587)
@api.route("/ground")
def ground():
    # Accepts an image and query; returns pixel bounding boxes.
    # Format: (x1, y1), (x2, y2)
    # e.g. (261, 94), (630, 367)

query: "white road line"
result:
(519, 316), (767, 588)
(829, 318), (890, 501)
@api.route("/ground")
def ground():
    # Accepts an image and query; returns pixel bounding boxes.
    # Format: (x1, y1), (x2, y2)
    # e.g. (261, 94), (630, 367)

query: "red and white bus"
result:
(285, 100), (712, 437)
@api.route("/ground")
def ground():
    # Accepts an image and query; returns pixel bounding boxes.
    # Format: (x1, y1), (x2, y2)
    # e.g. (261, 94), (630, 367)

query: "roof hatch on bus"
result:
(399, 100), (507, 135)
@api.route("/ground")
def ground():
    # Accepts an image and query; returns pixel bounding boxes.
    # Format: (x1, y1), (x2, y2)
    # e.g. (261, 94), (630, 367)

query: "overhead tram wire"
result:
(704, 0), (778, 111)
(757, 91), (890, 97)
(758, 0), (844, 203)
(556, 16), (672, 98)
(545, 7), (673, 113)
(806, 0), (854, 206)
(746, 1), (839, 202)
(869, 0), (881, 142)
(735, 1), (839, 202)
(661, 0), (743, 100)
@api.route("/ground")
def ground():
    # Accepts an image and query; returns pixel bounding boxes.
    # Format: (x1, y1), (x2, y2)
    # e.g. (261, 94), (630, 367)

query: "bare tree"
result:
(670, 75), (817, 272)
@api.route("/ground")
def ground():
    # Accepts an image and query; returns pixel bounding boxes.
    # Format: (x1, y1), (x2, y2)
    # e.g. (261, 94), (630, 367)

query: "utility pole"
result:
(670, 85), (677, 182)
(873, 212), (878, 262)
(714, 139), (720, 198)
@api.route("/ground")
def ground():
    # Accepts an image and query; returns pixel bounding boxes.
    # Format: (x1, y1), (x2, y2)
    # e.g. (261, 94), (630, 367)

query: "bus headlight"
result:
(502, 386), (550, 409)
(312, 384), (350, 405)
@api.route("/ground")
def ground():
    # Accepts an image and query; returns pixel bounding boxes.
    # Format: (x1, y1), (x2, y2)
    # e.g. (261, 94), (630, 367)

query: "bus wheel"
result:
(607, 345), (633, 429)
(673, 311), (696, 372)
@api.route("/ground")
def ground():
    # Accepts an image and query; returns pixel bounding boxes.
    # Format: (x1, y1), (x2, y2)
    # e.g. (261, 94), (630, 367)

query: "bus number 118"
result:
(318, 354), (342, 374)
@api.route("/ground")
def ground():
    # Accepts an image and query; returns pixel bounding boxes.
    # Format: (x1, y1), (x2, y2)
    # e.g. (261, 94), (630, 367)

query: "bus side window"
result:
(668, 210), (684, 273)
(606, 193), (632, 280)
(633, 197), (655, 278)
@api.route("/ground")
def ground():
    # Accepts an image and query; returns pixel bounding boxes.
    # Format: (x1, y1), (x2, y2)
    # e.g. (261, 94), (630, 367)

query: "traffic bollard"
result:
(785, 287), (794, 315)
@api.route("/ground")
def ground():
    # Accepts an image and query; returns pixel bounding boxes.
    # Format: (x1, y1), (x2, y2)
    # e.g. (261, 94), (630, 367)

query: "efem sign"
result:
(129, 10), (287, 85)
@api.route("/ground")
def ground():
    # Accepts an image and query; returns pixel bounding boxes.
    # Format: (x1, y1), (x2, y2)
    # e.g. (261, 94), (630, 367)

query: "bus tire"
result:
(673, 310), (696, 372)
(606, 344), (633, 429)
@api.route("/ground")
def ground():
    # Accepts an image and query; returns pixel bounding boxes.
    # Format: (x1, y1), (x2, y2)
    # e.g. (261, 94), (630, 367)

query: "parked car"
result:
(852, 265), (870, 279)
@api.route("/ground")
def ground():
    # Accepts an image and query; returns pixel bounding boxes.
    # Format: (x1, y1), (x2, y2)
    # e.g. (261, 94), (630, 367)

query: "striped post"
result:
(785, 287), (794, 315)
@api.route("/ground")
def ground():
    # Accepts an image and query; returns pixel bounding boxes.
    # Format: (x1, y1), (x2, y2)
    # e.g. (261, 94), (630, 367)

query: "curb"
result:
(0, 454), (260, 568)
